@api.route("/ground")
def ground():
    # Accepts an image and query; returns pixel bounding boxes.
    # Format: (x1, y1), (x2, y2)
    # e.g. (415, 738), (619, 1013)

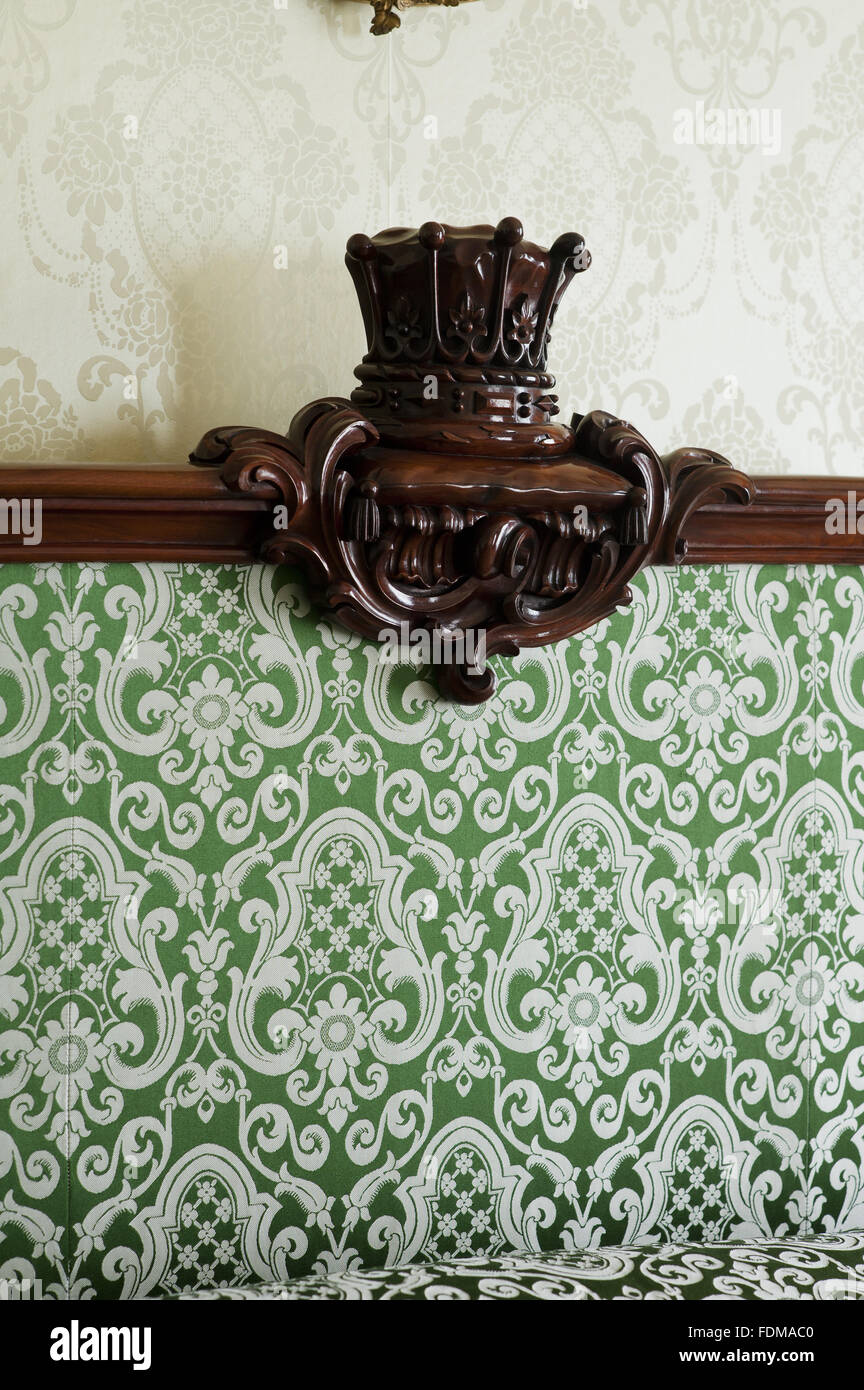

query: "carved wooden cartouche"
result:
(191, 218), (752, 703)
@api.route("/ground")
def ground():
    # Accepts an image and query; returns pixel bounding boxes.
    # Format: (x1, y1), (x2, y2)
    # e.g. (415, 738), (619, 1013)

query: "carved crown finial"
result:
(346, 218), (590, 453)
(192, 211), (754, 704)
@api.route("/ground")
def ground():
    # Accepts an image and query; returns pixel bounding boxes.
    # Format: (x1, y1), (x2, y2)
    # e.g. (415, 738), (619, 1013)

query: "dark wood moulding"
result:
(1, 460), (861, 565)
(0, 460), (274, 562)
(683, 476), (864, 565)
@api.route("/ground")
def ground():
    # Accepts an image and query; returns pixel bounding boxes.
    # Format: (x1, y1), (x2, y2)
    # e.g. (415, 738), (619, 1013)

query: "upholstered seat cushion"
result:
(172, 1237), (864, 1300)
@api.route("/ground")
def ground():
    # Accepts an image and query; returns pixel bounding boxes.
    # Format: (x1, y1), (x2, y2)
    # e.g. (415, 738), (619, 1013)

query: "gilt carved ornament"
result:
(345, 0), (480, 38)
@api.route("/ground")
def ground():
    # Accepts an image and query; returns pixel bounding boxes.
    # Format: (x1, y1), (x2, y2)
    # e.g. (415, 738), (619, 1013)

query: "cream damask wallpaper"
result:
(1, 0), (861, 474)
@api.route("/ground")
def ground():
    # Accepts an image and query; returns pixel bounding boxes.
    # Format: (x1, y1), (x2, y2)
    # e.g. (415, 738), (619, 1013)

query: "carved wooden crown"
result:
(191, 213), (754, 703)
(346, 218), (590, 451)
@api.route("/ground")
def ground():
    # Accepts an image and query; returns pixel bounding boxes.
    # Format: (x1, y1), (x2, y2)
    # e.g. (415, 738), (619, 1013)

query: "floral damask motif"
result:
(98, 253), (179, 370)
(484, 792), (677, 1126)
(1, 558), (863, 1297)
(719, 784), (864, 1096)
(813, 24), (864, 119)
(124, 0), (280, 80)
(621, 1099), (766, 1245)
(626, 141), (698, 258)
(43, 92), (140, 226)
(679, 381), (790, 477)
(603, 564), (802, 826)
(552, 965), (616, 1061)
(0, 818), (186, 1174)
(278, 109), (360, 237)
(673, 656), (736, 752)
(417, 129), (509, 218)
(751, 154), (823, 270)
(29, 1002), (109, 1153)
(303, 982), (375, 1089)
(0, 351), (85, 459)
(491, 1), (634, 113)
(173, 664), (251, 805)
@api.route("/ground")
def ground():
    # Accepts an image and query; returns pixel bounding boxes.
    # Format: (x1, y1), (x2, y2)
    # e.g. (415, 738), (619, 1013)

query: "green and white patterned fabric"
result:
(1, 561), (863, 1300)
(172, 1238), (864, 1301)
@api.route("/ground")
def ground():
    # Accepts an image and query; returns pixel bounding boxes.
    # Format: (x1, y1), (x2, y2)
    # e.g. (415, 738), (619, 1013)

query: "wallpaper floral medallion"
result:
(0, 560), (863, 1298)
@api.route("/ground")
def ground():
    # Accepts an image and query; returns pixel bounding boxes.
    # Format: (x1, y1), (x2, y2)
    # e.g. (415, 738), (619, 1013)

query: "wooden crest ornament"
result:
(190, 218), (754, 704)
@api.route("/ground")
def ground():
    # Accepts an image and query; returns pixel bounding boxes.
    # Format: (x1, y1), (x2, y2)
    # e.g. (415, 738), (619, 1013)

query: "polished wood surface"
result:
(0, 460), (274, 561)
(345, 218), (590, 456)
(681, 476), (864, 564)
(348, 448), (635, 510)
(1, 461), (860, 563)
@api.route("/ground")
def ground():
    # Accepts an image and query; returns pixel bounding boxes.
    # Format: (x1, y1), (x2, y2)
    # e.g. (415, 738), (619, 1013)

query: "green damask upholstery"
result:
(171, 1238), (864, 1300)
(1, 561), (862, 1300)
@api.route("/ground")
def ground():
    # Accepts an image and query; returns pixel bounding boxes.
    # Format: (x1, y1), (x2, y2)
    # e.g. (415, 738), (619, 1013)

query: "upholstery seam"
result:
(804, 576), (818, 1240)
(65, 559), (75, 1299)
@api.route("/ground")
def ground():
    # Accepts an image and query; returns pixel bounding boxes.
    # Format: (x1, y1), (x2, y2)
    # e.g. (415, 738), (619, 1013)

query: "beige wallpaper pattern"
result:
(1, 0), (861, 474)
